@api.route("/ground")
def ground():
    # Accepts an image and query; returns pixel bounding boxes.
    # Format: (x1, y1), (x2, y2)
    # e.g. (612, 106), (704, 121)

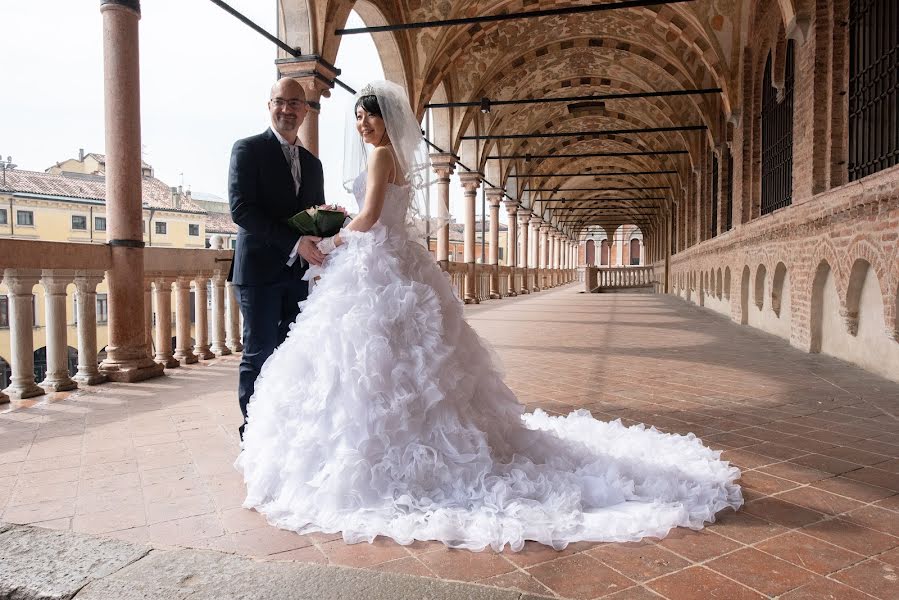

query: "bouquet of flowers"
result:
(286, 205), (349, 238)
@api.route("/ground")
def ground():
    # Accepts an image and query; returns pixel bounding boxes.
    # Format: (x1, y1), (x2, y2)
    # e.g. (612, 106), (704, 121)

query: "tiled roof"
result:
(0, 169), (206, 214)
(84, 153), (153, 170)
(204, 211), (238, 234)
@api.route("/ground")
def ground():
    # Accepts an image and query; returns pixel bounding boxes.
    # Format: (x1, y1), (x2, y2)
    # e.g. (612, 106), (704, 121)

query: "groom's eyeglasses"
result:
(271, 98), (307, 110)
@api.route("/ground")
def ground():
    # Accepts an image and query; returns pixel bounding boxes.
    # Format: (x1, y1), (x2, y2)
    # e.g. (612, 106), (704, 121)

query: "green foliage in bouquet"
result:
(286, 207), (347, 237)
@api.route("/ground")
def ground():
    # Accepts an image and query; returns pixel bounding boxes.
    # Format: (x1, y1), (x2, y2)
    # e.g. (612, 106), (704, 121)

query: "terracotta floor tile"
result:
(9, 480), (77, 506)
(657, 528), (741, 562)
(1, 498), (75, 524)
(706, 547), (816, 596)
(588, 542), (690, 582)
(843, 467), (899, 492)
(647, 566), (765, 600)
(319, 537), (410, 568)
(219, 507), (269, 533)
(603, 587), (665, 600)
(778, 576), (873, 599)
(842, 505), (899, 537)
(231, 528), (313, 557)
(742, 497), (825, 529)
(811, 476), (896, 502)
(877, 546), (899, 567)
(789, 454), (863, 476)
(72, 505), (147, 535)
(757, 461), (832, 484)
(145, 493), (215, 525)
(833, 559), (899, 600)
(754, 531), (865, 575)
(802, 518), (899, 556)
(100, 526), (151, 545)
(706, 511), (788, 544)
(527, 553), (635, 599)
(369, 556), (435, 578)
(479, 570), (554, 596)
(775, 486), (866, 516)
(504, 540), (598, 568)
(778, 436), (839, 453)
(738, 470), (801, 495)
(148, 513), (225, 546)
(267, 545), (329, 565)
(418, 548), (516, 583)
(720, 449), (777, 470)
(818, 445), (894, 466)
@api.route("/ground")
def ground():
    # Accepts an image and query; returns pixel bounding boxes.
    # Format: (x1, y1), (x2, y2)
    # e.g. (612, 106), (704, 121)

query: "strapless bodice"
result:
(352, 171), (411, 229)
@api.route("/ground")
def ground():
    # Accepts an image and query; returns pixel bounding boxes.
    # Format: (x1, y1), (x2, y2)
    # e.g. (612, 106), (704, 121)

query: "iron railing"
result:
(725, 153), (733, 230)
(711, 154), (719, 236)
(761, 42), (795, 215)
(849, 0), (899, 181)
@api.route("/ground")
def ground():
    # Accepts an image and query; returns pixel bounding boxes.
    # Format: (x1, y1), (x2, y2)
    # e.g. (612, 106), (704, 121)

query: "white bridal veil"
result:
(342, 80), (438, 238)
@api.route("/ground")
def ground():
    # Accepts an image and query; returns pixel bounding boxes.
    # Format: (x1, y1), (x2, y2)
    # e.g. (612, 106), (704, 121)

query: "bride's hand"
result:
(316, 236), (339, 255)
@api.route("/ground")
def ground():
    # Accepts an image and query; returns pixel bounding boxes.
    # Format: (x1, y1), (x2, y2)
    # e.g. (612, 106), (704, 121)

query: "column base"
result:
(2, 382), (45, 400)
(211, 345), (231, 357)
(194, 346), (215, 360)
(519, 288), (530, 295)
(533, 287), (541, 292)
(227, 343), (244, 353)
(0, 392), (7, 405)
(101, 358), (165, 383)
(174, 351), (199, 365)
(154, 356), (180, 369)
(39, 377), (78, 393)
(489, 292), (502, 300)
(507, 291), (518, 297)
(463, 297), (479, 305)
(74, 371), (107, 386)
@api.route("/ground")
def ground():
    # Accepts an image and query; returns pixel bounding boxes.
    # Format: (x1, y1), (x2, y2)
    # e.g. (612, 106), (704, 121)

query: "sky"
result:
(0, 1), (478, 221)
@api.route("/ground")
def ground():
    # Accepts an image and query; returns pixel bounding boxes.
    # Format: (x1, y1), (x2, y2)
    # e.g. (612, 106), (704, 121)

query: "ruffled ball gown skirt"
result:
(235, 175), (742, 552)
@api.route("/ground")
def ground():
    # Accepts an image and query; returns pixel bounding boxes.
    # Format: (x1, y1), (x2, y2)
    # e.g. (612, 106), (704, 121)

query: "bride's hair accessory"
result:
(342, 80), (441, 242)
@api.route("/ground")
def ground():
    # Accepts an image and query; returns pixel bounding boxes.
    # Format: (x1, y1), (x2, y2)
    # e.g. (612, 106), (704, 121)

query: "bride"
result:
(235, 80), (742, 552)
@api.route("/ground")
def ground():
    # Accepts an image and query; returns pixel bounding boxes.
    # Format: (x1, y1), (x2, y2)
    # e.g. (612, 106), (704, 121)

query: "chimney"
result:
(170, 186), (181, 209)
(78, 148), (84, 161)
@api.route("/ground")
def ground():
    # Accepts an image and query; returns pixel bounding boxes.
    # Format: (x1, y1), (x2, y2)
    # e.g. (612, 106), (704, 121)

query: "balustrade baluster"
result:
(1, 269), (44, 399)
(210, 273), (230, 356)
(193, 275), (214, 360)
(173, 276), (198, 364)
(153, 277), (178, 368)
(226, 281), (243, 353)
(74, 272), (106, 385)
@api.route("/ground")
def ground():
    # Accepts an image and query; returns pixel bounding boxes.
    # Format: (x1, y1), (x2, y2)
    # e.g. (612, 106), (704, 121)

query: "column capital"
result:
(74, 271), (106, 289)
(2, 269), (42, 294)
(529, 214), (543, 226)
(430, 153), (456, 179)
(458, 171), (482, 192)
(485, 188), (504, 207)
(517, 208), (532, 221)
(100, 0), (140, 17)
(503, 199), (519, 215)
(274, 55), (339, 107)
(40, 270), (76, 294)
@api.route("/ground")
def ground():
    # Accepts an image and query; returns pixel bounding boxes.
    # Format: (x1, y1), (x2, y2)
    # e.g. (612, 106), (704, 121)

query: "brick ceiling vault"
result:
(284, 0), (754, 236)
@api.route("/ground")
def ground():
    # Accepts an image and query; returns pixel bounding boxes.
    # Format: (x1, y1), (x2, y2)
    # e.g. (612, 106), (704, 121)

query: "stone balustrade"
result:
(0, 239), (236, 403)
(443, 262), (574, 304)
(583, 266), (656, 292)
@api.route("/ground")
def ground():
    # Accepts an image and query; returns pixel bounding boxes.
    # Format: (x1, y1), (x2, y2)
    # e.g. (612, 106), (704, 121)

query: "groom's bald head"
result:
(268, 78), (307, 143)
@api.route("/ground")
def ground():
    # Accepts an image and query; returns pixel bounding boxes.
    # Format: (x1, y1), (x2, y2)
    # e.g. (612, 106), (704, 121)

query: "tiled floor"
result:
(2, 285), (898, 599)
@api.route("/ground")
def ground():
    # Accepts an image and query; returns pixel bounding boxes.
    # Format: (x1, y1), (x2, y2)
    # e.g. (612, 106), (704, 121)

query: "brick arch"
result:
(771, 261), (789, 318)
(740, 264), (752, 324)
(806, 239), (846, 302)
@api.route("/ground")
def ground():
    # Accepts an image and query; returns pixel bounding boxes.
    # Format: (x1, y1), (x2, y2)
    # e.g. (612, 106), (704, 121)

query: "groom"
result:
(228, 77), (326, 439)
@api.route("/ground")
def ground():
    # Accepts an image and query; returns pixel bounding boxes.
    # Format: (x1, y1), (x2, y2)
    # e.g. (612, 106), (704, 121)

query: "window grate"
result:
(761, 42), (795, 215)
(849, 0), (899, 181)
(725, 152), (733, 230)
(711, 154), (719, 237)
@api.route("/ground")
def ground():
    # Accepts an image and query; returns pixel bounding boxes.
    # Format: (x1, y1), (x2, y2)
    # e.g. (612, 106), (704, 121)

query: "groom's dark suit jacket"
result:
(228, 128), (325, 285)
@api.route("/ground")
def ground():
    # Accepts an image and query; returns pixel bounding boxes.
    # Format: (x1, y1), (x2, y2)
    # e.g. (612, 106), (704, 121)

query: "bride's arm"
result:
(333, 148), (393, 245)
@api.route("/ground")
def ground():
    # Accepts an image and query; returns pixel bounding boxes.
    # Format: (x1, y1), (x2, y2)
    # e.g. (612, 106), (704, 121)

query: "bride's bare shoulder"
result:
(366, 146), (396, 180)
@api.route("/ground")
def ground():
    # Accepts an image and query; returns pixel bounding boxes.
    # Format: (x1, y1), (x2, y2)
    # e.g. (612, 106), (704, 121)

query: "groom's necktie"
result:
(287, 145), (302, 194)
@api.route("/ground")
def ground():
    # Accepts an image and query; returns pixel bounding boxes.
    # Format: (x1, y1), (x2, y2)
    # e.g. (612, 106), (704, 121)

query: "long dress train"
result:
(235, 173), (742, 552)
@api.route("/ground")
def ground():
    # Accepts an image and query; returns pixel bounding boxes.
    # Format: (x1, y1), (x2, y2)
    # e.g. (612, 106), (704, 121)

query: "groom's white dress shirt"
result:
(271, 127), (306, 267)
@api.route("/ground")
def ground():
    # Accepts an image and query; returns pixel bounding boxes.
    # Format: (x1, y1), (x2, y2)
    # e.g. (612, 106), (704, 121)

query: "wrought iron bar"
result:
(507, 170), (676, 177)
(849, 0), (899, 180)
(711, 154), (718, 237)
(526, 187), (669, 191)
(760, 42), (795, 215)
(462, 125), (706, 140)
(207, 0), (300, 56)
(428, 88), (721, 109)
(490, 150), (687, 159)
(337, 0), (694, 34)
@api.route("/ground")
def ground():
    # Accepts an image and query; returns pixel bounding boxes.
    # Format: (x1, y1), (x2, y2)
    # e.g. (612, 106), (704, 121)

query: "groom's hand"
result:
(299, 236), (325, 266)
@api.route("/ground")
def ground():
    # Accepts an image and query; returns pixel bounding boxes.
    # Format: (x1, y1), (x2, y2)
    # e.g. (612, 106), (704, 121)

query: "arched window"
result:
(630, 239), (641, 265)
(761, 41), (795, 215)
(725, 152), (733, 230)
(585, 240), (596, 265)
(849, 0), (899, 180)
(600, 240), (610, 265)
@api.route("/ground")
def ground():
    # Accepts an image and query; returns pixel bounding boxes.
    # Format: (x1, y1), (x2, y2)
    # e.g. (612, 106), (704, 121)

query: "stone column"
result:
(503, 200), (519, 297)
(226, 281), (243, 352)
(430, 154), (455, 269)
(539, 224), (551, 288)
(529, 215), (542, 291)
(1, 270), (44, 399)
(143, 278), (153, 356)
(517, 208), (530, 294)
(74, 272), (106, 385)
(459, 172), (481, 304)
(486, 189), (503, 299)
(99, 0), (163, 383)
(193, 276), (214, 359)
(153, 277), (178, 368)
(173, 276), (198, 364)
(39, 271), (78, 392)
(210, 272), (230, 356)
(275, 56), (338, 156)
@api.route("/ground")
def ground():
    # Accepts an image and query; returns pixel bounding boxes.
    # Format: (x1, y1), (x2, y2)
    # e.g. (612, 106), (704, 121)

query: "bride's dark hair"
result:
(354, 95), (382, 117)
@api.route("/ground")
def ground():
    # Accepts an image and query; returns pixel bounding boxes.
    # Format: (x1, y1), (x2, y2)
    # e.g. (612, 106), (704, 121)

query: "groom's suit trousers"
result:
(234, 279), (308, 439)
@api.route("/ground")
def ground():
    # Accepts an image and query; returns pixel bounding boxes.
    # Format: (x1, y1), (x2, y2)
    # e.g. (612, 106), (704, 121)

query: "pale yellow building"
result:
(0, 153), (213, 387)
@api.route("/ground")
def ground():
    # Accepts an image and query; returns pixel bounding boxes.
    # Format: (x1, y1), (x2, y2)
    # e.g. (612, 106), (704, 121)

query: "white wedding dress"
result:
(235, 172), (742, 552)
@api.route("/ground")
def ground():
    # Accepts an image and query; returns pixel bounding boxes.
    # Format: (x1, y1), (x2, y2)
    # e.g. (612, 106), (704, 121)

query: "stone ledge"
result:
(0, 523), (550, 600)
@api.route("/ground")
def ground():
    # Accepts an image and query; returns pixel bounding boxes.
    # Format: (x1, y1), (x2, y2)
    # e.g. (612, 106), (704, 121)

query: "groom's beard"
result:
(274, 114), (301, 135)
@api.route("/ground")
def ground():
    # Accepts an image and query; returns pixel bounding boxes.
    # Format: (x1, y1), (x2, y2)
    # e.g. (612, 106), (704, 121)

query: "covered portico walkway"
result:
(2, 285), (897, 600)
